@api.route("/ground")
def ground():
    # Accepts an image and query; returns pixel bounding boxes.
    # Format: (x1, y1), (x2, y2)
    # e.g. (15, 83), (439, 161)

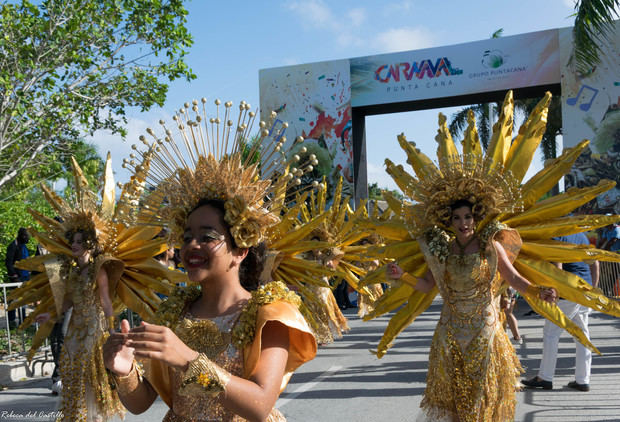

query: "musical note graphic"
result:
(566, 84), (598, 111)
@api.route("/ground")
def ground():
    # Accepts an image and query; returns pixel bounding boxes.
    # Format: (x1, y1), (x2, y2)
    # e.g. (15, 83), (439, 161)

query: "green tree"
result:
(367, 182), (403, 201)
(572, 0), (620, 74)
(0, 0), (195, 192)
(1, 139), (104, 201)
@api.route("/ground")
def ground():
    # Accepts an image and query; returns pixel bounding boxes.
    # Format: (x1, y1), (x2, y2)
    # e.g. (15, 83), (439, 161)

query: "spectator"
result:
(599, 223), (620, 252)
(5, 228), (30, 327)
(522, 231), (599, 391)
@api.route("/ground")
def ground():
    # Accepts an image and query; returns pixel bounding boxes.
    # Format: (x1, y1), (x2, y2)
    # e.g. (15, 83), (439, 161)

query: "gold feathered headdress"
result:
(125, 99), (318, 248)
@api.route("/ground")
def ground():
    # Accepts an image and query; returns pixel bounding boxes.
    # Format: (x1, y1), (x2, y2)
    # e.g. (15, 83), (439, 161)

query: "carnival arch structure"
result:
(259, 23), (620, 214)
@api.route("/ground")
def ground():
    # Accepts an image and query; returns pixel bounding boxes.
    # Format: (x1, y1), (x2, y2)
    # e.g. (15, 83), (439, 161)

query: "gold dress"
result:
(59, 261), (124, 422)
(305, 278), (349, 344)
(144, 283), (317, 422)
(417, 231), (522, 422)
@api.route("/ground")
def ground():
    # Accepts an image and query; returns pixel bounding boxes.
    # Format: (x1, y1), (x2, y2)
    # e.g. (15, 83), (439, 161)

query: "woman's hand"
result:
(540, 287), (558, 303)
(35, 312), (51, 324)
(126, 322), (199, 370)
(386, 262), (404, 280)
(103, 319), (136, 376)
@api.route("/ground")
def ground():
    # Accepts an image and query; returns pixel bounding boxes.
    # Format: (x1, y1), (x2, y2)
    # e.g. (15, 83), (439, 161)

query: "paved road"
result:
(1, 298), (619, 421)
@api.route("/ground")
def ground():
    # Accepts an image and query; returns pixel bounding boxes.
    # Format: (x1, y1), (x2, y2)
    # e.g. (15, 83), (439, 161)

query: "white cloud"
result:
(285, 0), (367, 48)
(366, 161), (400, 192)
(374, 27), (435, 53)
(287, 0), (333, 29)
(561, 0), (577, 9)
(86, 110), (171, 184)
(282, 57), (300, 66)
(382, 1), (413, 16)
(347, 8), (366, 27)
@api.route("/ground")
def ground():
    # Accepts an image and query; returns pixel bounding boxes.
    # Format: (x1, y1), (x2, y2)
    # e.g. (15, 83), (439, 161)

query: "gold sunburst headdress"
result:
(360, 90), (620, 358)
(9, 154), (182, 359)
(125, 99), (320, 249)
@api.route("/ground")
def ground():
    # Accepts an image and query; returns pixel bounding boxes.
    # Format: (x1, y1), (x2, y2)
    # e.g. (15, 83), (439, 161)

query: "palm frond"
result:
(573, 0), (620, 74)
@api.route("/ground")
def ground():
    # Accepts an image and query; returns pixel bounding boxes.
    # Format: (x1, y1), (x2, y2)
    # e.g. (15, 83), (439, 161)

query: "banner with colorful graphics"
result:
(259, 60), (354, 197)
(559, 21), (620, 215)
(350, 29), (559, 107)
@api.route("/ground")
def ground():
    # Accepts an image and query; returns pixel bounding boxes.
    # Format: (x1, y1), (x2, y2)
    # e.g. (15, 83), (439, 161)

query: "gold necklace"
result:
(454, 235), (477, 256)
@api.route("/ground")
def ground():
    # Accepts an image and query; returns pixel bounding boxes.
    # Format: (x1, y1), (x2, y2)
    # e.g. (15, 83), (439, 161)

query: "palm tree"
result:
(449, 28), (565, 160)
(572, 0), (620, 75)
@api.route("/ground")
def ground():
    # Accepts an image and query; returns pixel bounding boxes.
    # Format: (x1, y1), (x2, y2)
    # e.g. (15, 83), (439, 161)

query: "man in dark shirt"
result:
(5, 228), (30, 326)
(522, 232), (599, 391)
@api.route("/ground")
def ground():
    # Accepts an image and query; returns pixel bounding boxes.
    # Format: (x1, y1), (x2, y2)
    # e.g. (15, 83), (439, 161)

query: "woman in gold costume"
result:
(103, 98), (318, 421)
(359, 91), (620, 422)
(387, 199), (556, 421)
(9, 155), (184, 422)
(41, 227), (125, 421)
(303, 238), (349, 345)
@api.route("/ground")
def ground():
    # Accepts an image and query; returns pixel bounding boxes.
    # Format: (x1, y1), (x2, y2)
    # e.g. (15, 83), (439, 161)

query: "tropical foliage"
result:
(0, 0), (195, 192)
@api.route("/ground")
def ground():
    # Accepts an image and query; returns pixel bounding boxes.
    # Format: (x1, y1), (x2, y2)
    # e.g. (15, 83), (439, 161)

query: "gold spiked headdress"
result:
(126, 99), (318, 248)
(361, 90), (620, 358)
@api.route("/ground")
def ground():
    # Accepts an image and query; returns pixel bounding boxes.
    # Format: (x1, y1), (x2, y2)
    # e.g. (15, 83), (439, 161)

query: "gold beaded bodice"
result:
(438, 253), (501, 337)
(167, 311), (244, 422)
(65, 263), (103, 350)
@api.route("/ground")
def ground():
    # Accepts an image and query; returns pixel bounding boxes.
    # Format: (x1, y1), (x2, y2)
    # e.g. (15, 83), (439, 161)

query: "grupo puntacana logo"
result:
(481, 49), (505, 69)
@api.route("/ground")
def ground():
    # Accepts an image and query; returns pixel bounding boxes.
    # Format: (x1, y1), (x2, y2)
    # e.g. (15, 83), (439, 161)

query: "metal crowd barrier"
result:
(1, 281), (31, 357)
(599, 261), (620, 299)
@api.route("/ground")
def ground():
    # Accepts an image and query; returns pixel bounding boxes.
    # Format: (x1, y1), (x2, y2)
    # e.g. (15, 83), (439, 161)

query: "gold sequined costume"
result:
(59, 256), (125, 421)
(417, 229), (522, 421)
(145, 282), (316, 421)
(8, 155), (181, 422)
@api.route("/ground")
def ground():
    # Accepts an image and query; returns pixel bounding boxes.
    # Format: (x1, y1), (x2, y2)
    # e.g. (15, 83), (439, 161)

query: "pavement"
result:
(1, 297), (619, 422)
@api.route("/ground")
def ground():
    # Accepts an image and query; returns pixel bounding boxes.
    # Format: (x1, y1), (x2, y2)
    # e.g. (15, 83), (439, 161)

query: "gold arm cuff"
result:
(524, 284), (543, 299)
(109, 360), (143, 396)
(400, 272), (419, 288)
(107, 316), (116, 332)
(180, 353), (231, 397)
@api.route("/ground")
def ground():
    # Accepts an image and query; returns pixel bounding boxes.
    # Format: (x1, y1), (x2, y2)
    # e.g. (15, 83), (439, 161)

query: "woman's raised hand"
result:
(386, 262), (404, 280)
(103, 319), (136, 376)
(125, 322), (199, 370)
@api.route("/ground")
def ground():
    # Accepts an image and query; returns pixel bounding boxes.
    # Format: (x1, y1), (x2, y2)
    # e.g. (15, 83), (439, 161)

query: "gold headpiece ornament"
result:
(9, 154), (180, 359)
(360, 90), (620, 358)
(125, 98), (319, 248)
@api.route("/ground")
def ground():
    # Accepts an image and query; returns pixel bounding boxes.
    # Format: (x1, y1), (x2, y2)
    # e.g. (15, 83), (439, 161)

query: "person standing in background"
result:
(522, 231), (599, 391)
(5, 228), (30, 327)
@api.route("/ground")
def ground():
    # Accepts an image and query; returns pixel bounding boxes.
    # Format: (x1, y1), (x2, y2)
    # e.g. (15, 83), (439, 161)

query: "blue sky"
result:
(91, 0), (580, 191)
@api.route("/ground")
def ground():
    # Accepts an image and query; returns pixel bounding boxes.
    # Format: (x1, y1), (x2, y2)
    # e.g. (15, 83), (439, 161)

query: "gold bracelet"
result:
(401, 273), (418, 288)
(107, 316), (116, 332)
(525, 284), (544, 299)
(109, 360), (143, 395)
(180, 353), (231, 397)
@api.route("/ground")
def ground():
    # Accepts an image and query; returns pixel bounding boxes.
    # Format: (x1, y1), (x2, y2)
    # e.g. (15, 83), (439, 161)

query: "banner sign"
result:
(350, 29), (559, 107)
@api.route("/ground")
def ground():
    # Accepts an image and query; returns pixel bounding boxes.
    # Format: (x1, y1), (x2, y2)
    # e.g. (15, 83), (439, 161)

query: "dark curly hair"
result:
(450, 199), (484, 222)
(189, 199), (265, 291)
(64, 228), (102, 257)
